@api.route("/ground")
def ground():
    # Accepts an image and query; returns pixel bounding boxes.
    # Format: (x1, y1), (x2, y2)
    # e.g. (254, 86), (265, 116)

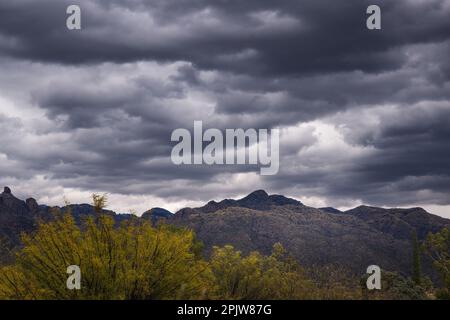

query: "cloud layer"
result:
(0, 0), (450, 216)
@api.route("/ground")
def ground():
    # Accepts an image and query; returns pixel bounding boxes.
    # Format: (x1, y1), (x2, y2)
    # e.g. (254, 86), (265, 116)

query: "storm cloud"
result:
(0, 0), (450, 216)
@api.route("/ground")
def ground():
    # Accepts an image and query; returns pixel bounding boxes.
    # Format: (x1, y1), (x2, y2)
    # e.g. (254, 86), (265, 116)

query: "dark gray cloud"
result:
(264, 102), (450, 208)
(0, 0), (450, 214)
(1, 0), (449, 75)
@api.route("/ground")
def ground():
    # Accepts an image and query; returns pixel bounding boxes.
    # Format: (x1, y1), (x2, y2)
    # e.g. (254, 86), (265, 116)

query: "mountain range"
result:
(1, 186), (449, 280)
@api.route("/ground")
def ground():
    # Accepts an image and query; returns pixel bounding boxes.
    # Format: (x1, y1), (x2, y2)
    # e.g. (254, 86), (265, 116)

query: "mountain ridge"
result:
(187, 190), (303, 214)
(1, 186), (449, 279)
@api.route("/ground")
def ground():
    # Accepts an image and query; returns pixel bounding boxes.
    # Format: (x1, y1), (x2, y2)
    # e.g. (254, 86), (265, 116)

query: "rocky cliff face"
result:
(0, 187), (37, 247)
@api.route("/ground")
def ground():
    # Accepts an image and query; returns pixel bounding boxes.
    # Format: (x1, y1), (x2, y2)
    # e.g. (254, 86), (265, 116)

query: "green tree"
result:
(361, 270), (427, 300)
(209, 243), (318, 299)
(422, 228), (450, 299)
(411, 230), (422, 285)
(92, 193), (108, 214)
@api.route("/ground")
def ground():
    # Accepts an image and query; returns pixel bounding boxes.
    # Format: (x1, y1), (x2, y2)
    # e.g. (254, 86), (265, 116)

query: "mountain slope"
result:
(171, 202), (413, 276)
(345, 206), (450, 240)
(171, 191), (450, 278)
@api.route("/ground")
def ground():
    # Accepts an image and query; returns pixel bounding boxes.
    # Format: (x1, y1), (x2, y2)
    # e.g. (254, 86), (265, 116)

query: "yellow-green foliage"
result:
(92, 193), (108, 214)
(209, 243), (318, 299)
(0, 214), (326, 300)
(0, 214), (212, 300)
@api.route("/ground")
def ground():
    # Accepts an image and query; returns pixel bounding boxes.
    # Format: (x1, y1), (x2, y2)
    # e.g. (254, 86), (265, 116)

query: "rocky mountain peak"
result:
(191, 190), (302, 214)
(242, 190), (269, 200)
(0, 186), (22, 207)
(320, 207), (343, 214)
(26, 198), (39, 212)
(142, 207), (173, 219)
(237, 190), (301, 209)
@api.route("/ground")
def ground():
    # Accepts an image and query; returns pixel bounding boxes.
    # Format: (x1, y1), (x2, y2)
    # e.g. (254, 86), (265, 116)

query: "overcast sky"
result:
(1, 0), (450, 217)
